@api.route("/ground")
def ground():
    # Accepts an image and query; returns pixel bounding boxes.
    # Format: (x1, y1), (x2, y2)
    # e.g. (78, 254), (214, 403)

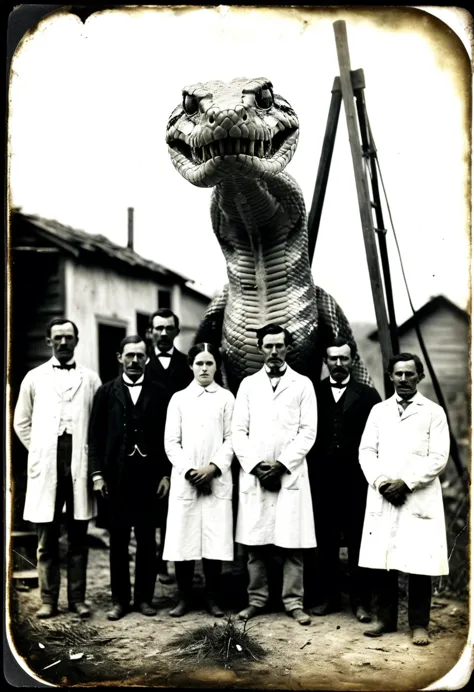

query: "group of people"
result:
(13, 308), (450, 646)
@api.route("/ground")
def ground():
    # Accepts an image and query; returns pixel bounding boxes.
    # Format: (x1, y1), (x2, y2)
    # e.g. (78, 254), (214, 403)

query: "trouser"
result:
(156, 496), (169, 575)
(247, 545), (304, 612)
(310, 480), (371, 611)
(174, 559), (222, 601)
(372, 569), (432, 630)
(109, 520), (157, 607)
(36, 433), (89, 606)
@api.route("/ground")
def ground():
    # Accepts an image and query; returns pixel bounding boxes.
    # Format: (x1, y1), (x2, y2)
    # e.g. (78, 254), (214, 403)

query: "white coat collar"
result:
(391, 390), (424, 420)
(258, 364), (297, 397)
(189, 379), (218, 397)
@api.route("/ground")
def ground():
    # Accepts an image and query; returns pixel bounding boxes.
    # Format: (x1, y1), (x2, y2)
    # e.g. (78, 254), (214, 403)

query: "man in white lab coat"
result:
(13, 318), (101, 619)
(358, 353), (450, 646)
(232, 324), (317, 625)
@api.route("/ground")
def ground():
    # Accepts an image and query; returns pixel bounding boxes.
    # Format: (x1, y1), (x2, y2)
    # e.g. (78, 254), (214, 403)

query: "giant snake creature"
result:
(166, 77), (372, 393)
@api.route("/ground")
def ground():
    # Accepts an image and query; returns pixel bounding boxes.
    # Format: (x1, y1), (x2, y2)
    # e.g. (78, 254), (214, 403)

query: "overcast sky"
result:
(9, 6), (471, 325)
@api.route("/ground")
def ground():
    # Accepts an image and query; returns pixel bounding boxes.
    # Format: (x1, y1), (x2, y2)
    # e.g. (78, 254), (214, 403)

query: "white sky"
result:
(8, 5), (471, 324)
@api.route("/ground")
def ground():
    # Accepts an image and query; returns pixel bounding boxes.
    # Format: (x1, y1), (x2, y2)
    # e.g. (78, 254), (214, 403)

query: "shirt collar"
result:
(191, 379), (218, 396)
(123, 373), (145, 386)
(155, 346), (174, 357)
(264, 363), (287, 377)
(329, 375), (350, 386)
(396, 391), (420, 405)
(52, 356), (76, 367)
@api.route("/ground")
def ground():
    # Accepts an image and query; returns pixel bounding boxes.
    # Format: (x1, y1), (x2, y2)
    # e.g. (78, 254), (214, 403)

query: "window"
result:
(158, 289), (171, 309)
(136, 312), (150, 341)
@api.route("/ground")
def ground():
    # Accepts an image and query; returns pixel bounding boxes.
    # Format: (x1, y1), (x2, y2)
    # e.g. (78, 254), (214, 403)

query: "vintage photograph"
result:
(5, 5), (471, 688)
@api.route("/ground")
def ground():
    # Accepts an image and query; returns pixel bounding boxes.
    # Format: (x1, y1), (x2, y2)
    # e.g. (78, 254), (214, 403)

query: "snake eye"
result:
(255, 86), (273, 110)
(183, 93), (198, 115)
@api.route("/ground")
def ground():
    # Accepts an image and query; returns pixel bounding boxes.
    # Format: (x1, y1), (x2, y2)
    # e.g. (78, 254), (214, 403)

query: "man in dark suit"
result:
(88, 335), (169, 621)
(308, 337), (381, 622)
(145, 308), (193, 583)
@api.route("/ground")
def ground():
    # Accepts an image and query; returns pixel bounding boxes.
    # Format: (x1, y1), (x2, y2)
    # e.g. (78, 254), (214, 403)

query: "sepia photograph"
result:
(5, 4), (472, 689)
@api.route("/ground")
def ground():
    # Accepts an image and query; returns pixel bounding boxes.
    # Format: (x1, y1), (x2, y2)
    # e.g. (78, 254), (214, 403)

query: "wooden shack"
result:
(9, 209), (211, 530)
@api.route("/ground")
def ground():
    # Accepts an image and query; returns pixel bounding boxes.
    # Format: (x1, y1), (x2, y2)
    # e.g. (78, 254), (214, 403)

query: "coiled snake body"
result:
(166, 77), (371, 393)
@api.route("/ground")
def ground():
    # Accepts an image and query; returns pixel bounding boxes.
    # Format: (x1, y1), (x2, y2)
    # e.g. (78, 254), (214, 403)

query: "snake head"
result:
(165, 77), (299, 188)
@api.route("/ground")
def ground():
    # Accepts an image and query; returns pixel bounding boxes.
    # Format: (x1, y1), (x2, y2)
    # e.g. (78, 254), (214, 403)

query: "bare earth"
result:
(8, 532), (471, 690)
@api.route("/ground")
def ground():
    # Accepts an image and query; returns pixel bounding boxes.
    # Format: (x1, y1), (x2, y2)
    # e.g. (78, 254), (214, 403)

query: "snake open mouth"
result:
(170, 128), (296, 165)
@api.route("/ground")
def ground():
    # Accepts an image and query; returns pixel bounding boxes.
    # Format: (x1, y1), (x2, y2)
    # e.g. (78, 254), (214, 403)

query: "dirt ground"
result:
(7, 527), (472, 690)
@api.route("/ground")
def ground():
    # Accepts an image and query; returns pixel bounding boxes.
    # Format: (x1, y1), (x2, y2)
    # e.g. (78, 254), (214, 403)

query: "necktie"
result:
(158, 352), (172, 358)
(53, 363), (76, 370)
(267, 368), (285, 378)
(399, 399), (412, 415)
(124, 381), (142, 387)
(330, 382), (346, 389)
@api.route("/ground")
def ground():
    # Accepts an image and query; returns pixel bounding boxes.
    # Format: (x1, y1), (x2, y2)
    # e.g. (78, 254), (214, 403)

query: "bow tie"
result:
(157, 352), (172, 358)
(53, 363), (76, 370)
(330, 382), (347, 389)
(124, 381), (143, 387)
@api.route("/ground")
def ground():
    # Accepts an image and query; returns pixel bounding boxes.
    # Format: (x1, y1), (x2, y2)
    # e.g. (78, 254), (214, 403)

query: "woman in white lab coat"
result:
(163, 343), (235, 617)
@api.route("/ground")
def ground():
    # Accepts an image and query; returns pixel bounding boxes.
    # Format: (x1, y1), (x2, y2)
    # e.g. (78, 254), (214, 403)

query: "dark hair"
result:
(187, 342), (222, 370)
(326, 336), (357, 359)
(46, 317), (79, 339)
(149, 308), (179, 329)
(256, 323), (293, 348)
(388, 352), (425, 377)
(117, 334), (146, 354)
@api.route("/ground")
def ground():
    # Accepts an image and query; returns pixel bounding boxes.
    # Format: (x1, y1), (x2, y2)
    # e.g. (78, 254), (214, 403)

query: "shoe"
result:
(69, 602), (91, 619)
(236, 605), (264, 621)
(411, 627), (430, 646)
(137, 602), (157, 617)
(36, 604), (58, 619)
(355, 606), (372, 623)
(363, 622), (397, 637)
(169, 600), (189, 617)
(107, 604), (127, 621)
(205, 598), (224, 618)
(290, 608), (311, 626)
(310, 601), (341, 616)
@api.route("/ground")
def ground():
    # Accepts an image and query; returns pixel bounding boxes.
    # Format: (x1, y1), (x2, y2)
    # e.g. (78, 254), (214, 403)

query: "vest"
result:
(124, 391), (149, 457)
(327, 392), (346, 457)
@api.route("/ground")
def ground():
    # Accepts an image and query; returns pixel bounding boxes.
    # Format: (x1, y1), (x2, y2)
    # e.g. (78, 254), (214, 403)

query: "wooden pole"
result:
(307, 77), (342, 265)
(333, 20), (392, 380)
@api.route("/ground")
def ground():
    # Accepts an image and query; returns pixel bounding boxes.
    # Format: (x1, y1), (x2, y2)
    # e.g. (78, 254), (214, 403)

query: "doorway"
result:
(98, 323), (127, 384)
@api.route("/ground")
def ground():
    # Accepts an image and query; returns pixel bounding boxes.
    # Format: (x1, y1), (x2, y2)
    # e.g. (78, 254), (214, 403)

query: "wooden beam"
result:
(333, 20), (392, 376)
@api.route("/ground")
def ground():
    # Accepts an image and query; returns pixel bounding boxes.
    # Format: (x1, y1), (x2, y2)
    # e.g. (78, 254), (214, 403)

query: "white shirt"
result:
(264, 363), (287, 389)
(329, 375), (350, 403)
(123, 373), (144, 405)
(155, 346), (174, 370)
(52, 356), (77, 435)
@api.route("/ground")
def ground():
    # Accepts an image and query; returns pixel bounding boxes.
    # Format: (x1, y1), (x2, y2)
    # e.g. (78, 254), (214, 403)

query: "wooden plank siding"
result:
(398, 306), (469, 398)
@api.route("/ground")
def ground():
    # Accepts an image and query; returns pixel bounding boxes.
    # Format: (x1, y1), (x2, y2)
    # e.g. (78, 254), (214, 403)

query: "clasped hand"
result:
(253, 461), (285, 492)
(186, 464), (217, 495)
(379, 478), (410, 506)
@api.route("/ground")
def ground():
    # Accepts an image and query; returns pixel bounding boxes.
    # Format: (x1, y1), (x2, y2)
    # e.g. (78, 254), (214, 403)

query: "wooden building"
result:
(9, 209), (211, 529)
(367, 295), (470, 443)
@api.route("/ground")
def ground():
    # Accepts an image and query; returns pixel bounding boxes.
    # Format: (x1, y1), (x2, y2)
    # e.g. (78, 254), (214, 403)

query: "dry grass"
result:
(163, 617), (266, 666)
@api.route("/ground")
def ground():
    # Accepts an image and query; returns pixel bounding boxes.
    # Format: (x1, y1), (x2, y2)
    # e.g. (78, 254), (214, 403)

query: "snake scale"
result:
(166, 76), (372, 393)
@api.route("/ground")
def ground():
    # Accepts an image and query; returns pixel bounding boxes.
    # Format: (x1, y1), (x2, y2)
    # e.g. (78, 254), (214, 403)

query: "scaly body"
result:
(166, 77), (371, 392)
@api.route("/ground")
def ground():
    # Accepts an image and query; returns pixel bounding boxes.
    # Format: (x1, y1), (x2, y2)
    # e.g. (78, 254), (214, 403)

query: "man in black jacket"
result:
(145, 308), (193, 583)
(308, 337), (381, 622)
(88, 335), (169, 621)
